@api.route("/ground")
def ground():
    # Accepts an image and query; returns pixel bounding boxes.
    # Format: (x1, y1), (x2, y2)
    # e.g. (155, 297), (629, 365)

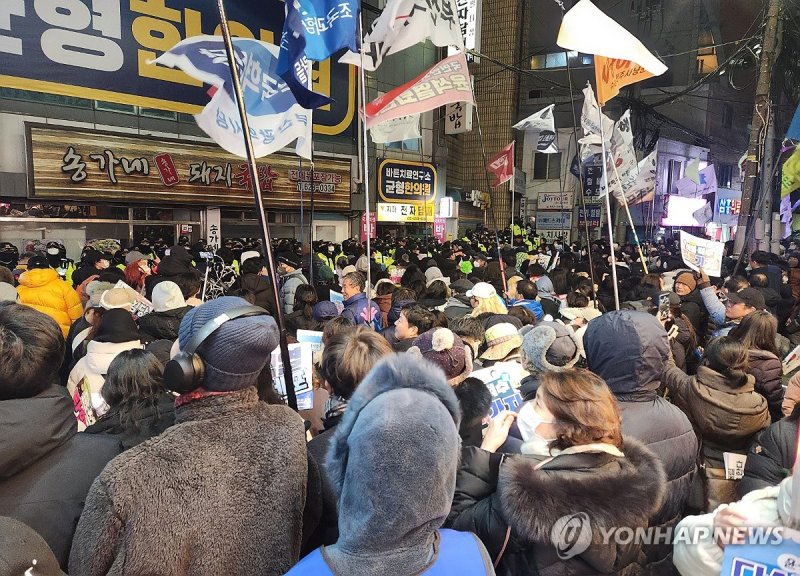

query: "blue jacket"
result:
(341, 292), (381, 330)
(287, 529), (492, 575)
(509, 299), (544, 320)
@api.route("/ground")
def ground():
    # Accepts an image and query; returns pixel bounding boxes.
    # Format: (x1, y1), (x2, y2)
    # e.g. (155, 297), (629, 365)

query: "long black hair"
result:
(101, 349), (168, 432)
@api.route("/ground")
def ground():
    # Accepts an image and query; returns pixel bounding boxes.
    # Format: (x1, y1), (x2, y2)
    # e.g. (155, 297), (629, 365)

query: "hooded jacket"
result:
(236, 273), (277, 316)
(69, 388), (311, 576)
(585, 311), (698, 573)
(444, 295), (473, 320)
(280, 269), (309, 314)
(16, 268), (83, 336)
(447, 438), (667, 576)
(0, 385), (121, 569)
(300, 355), (494, 576)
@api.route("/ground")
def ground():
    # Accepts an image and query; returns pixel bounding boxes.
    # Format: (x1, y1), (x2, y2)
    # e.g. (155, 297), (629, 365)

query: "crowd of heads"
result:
(2, 225), (800, 575)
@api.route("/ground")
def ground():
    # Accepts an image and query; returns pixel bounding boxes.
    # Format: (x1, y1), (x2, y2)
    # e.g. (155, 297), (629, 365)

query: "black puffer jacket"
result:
(233, 273), (277, 316)
(84, 394), (176, 450)
(447, 438), (666, 576)
(739, 417), (798, 497)
(585, 311), (698, 575)
(746, 349), (784, 423)
(137, 306), (191, 341)
(0, 385), (121, 569)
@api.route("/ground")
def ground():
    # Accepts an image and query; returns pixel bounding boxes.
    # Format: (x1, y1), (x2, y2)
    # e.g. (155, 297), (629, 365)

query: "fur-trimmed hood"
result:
(497, 437), (666, 542)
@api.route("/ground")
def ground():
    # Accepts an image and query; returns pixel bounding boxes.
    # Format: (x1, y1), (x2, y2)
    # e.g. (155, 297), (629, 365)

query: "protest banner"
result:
(720, 538), (800, 576)
(679, 231), (724, 277)
(471, 362), (528, 419)
(113, 280), (154, 320)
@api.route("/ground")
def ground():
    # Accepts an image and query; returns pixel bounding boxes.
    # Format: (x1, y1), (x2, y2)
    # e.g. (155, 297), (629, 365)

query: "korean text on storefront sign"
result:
(378, 159), (437, 204)
(376, 202), (436, 223)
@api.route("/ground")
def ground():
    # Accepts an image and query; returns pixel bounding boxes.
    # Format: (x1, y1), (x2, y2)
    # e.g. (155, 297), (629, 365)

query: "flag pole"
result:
(598, 105), (620, 310)
(608, 156), (649, 274)
(309, 156), (316, 284)
(214, 0), (297, 410)
(299, 156), (306, 277)
(357, 14), (372, 299)
(473, 105), (501, 233)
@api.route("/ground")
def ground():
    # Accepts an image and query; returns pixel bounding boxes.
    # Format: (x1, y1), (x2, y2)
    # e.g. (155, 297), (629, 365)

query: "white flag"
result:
(557, 0), (667, 76)
(697, 165), (718, 196)
(153, 37), (311, 159)
(616, 148), (657, 205)
(581, 83), (614, 144)
(340, 0), (463, 71)
(601, 110), (637, 197)
(370, 115), (422, 143)
(514, 104), (558, 154)
(692, 202), (713, 225)
(673, 177), (702, 198)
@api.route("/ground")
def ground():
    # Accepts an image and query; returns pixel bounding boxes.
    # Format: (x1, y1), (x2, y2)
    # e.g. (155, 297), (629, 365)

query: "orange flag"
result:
(595, 55), (655, 106)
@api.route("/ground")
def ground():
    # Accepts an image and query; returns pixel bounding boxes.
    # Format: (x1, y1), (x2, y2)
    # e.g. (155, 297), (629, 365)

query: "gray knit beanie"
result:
(178, 296), (279, 392)
(325, 354), (461, 576)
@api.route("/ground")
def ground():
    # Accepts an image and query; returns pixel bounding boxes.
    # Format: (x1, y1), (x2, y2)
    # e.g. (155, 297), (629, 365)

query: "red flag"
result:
(487, 142), (515, 187)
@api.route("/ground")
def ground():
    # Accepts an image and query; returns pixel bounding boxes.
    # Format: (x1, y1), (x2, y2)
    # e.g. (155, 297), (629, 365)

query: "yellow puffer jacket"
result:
(17, 268), (83, 336)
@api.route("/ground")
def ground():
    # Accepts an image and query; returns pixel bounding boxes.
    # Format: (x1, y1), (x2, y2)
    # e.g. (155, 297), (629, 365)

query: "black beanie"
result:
(93, 309), (141, 344)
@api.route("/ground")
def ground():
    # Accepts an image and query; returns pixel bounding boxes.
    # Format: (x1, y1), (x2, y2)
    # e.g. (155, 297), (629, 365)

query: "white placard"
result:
(537, 192), (573, 211)
(679, 230), (724, 277)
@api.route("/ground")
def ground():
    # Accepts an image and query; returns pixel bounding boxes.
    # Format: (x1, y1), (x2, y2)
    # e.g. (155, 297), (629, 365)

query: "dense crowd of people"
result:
(1, 227), (800, 575)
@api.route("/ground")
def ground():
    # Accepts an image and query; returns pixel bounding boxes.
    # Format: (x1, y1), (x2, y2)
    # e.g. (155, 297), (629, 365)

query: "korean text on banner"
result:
(364, 52), (474, 129)
(616, 148), (657, 206)
(600, 110), (637, 198)
(680, 231), (724, 277)
(154, 37), (311, 159)
(595, 55), (655, 106)
(720, 541), (800, 576)
(579, 83), (614, 160)
(513, 104), (558, 154)
(277, 0), (359, 108)
(487, 142), (515, 187)
(340, 0), (463, 71)
(557, 0), (667, 77)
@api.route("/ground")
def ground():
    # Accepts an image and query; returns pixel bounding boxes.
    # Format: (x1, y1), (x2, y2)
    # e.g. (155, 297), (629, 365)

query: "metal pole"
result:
(358, 15), (372, 299)
(215, 0), (296, 411)
(598, 107), (620, 310)
(474, 105), (500, 230)
(299, 156), (306, 276)
(609, 154), (649, 274)
(309, 157), (316, 283)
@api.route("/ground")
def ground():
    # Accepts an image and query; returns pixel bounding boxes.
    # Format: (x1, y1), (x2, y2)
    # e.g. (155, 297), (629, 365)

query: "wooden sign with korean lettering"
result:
(26, 124), (351, 211)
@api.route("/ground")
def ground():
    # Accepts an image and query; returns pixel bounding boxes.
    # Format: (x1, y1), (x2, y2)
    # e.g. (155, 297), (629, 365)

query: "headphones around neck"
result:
(163, 304), (270, 394)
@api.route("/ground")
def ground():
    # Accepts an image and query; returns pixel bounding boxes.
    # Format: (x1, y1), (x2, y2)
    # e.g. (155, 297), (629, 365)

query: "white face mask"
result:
(517, 401), (557, 456)
(47, 247), (60, 255)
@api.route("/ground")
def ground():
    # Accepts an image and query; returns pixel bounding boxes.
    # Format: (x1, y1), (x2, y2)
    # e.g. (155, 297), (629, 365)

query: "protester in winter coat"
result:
(729, 310), (785, 422)
(136, 281), (191, 341)
(0, 303), (121, 569)
(69, 297), (313, 576)
(144, 245), (193, 300)
(673, 477), (795, 576)
(340, 271), (381, 329)
(67, 309), (144, 429)
(291, 354), (495, 575)
(16, 254), (83, 337)
(393, 304), (434, 352)
(278, 253), (309, 315)
(373, 279), (396, 328)
(409, 327), (473, 386)
(447, 369), (667, 576)
(517, 321), (581, 401)
(662, 336), (770, 510)
(697, 268), (766, 336)
(286, 284), (321, 336)
(478, 322), (523, 367)
(453, 377), (492, 447)
(533, 276), (560, 318)
(71, 249), (112, 289)
(467, 282), (507, 317)
(584, 310), (698, 574)
(229, 255), (277, 315)
(672, 271), (706, 334)
(83, 349), (175, 449)
(739, 404), (799, 496)
(444, 278), (475, 320)
(305, 327), (394, 553)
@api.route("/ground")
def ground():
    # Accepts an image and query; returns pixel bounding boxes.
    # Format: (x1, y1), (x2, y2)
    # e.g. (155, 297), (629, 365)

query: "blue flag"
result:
(789, 103), (800, 141)
(277, 0), (359, 109)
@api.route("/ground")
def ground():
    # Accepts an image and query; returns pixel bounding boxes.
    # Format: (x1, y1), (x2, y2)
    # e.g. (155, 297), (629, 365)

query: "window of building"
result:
(527, 89), (542, 101)
(696, 30), (718, 74)
(722, 104), (733, 129)
(717, 164), (735, 188)
(140, 108), (177, 120)
(531, 51), (592, 70)
(0, 88), (91, 108)
(666, 159), (683, 193)
(533, 152), (562, 180)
